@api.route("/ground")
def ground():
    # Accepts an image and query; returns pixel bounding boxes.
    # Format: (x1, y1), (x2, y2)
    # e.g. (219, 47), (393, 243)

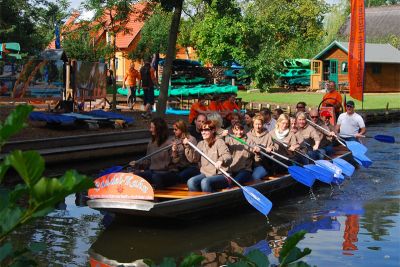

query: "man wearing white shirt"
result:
(336, 100), (366, 142)
(261, 108), (276, 132)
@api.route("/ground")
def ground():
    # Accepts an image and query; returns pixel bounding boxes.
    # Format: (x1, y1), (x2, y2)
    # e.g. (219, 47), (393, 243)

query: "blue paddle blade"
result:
(304, 164), (334, 184)
(374, 134), (395, 143)
(242, 186), (273, 216)
(316, 160), (343, 178)
(353, 153), (373, 168)
(332, 158), (355, 177)
(288, 166), (316, 187)
(97, 166), (124, 177)
(346, 140), (367, 154)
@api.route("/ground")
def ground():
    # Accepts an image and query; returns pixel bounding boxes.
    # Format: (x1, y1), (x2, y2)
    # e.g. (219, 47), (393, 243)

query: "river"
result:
(9, 122), (400, 266)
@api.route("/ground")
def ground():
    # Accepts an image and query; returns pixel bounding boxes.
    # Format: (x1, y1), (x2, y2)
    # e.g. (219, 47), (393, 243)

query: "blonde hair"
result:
(207, 112), (223, 129)
(253, 114), (264, 124)
(296, 112), (307, 120)
(275, 114), (290, 130)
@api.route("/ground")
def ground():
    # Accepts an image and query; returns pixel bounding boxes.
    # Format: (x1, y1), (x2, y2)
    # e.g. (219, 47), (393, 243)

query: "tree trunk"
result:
(156, 0), (183, 117)
(111, 33), (117, 110)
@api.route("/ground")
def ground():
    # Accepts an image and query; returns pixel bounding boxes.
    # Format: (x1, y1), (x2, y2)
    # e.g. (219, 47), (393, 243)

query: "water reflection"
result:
(6, 123), (400, 266)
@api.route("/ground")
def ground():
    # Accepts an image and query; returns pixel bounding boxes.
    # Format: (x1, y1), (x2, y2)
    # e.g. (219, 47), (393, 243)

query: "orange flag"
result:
(348, 0), (365, 101)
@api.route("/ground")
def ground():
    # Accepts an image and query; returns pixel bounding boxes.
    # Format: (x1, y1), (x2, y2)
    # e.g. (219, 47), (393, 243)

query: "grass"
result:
(237, 91), (400, 111)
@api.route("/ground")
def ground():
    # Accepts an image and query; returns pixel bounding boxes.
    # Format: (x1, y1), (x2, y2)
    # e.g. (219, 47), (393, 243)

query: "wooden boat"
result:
(87, 147), (353, 219)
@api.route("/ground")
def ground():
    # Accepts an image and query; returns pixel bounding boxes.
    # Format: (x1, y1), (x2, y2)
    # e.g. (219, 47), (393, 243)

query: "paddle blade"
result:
(242, 186), (273, 216)
(353, 153), (373, 168)
(332, 158), (355, 177)
(304, 164), (334, 184)
(316, 160), (343, 178)
(98, 166), (124, 177)
(374, 134), (395, 144)
(346, 140), (368, 154)
(288, 166), (316, 187)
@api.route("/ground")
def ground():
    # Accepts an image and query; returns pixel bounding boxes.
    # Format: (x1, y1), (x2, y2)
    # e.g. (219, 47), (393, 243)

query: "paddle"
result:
(227, 135), (316, 187)
(186, 141), (273, 216)
(262, 141), (334, 184)
(269, 138), (338, 183)
(340, 134), (396, 144)
(98, 144), (173, 177)
(306, 120), (373, 168)
(306, 118), (369, 156)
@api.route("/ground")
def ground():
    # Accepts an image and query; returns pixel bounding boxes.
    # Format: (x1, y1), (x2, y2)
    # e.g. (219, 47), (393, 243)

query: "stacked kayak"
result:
(118, 84), (238, 97)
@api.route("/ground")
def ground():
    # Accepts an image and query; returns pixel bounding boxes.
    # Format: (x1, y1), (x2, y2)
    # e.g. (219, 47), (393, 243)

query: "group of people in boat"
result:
(129, 93), (366, 193)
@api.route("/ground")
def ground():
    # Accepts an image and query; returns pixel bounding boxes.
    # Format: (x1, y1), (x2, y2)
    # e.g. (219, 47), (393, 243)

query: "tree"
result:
(129, 6), (171, 61)
(83, 0), (144, 110)
(156, 0), (185, 117)
(237, 0), (328, 89)
(0, 0), (70, 55)
(62, 23), (114, 62)
(191, 0), (244, 65)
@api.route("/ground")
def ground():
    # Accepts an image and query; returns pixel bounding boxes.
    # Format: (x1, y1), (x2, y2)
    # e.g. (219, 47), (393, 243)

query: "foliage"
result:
(129, 6), (172, 61)
(144, 231), (311, 267)
(62, 23), (114, 62)
(0, 0), (70, 55)
(191, 0), (244, 65)
(366, 0), (400, 7)
(0, 105), (94, 265)
(83, 0), (141, 109)
(236, 0), (328, 90)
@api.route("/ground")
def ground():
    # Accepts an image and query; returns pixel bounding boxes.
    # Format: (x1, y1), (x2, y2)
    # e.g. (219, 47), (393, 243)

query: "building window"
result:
(372, 63), (381, 74)
(312, 61), (321, 74)
(341, 62), (348, 74)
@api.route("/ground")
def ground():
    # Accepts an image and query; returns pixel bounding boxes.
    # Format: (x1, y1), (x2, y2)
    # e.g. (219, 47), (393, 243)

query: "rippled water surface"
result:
(10, 122), (400, 266)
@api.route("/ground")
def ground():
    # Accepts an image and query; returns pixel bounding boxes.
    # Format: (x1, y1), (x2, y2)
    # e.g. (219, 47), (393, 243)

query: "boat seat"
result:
(166, 183), (189, 191)
(154, 190), (209, 199)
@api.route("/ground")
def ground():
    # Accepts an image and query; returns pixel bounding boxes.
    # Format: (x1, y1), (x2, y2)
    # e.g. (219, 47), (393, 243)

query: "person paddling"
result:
(184, 120), (232, 192)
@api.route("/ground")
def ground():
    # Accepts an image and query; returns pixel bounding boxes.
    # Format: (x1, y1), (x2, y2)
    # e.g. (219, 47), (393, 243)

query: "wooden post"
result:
(287, 105), (291, 115)
(232, 78), (235, 86)
(214, 78), (217, 84)
(65, 62), (70, 101)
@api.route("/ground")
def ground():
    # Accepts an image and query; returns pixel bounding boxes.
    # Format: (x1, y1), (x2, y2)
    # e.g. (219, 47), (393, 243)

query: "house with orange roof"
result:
(48, 3), (198, 82)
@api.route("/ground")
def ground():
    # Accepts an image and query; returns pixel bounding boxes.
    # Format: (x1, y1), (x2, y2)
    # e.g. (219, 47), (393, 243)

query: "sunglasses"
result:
(346, 105), (354, 108)
(297, 106), (305, 109)
(201, 128), (211, 132)
(311, 116), (319, 118)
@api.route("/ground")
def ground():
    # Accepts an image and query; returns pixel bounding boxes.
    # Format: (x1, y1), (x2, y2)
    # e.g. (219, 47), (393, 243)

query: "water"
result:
(9, 123), (400, 266)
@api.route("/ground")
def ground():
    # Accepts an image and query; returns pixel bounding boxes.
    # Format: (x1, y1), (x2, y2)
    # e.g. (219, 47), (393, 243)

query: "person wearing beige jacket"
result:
(246, 115), (275, 180)
(170, 120), (200, 183)
(225, 123), (254, 183)
(184, 120), (232, 192)
(129, 117), (178, 189)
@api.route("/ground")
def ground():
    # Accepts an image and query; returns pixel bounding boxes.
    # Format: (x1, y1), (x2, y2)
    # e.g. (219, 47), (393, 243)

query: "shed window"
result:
(372, 64), (381, 74)
(341, 62), (348, 74)
(312, 62), (321, 74)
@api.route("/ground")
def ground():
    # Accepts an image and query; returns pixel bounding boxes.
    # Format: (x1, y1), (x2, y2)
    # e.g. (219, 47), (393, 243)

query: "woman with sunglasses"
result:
(309, 109), (336, 156)
(129, 117), (178, 189)
(247, 115), (275, 179)
(295, 112), (323, 161)
(184, 120), (232, 192)
(170, 120), (200, 183)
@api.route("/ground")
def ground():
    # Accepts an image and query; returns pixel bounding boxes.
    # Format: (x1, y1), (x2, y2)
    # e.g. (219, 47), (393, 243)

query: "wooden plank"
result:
(154, 190), (209, 199)
(166, 183), (189, 191)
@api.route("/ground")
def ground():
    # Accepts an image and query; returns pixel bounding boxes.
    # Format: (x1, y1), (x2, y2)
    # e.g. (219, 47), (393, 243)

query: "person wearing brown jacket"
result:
(269, 114), (301, 172)
(246, 115), (275, 180)
(225, 123), (254, 183)
(295, 112), (323, 161)
(171, 120), (200, 183)
(129, 117), (178, 189)
(184, 120), (232, 192)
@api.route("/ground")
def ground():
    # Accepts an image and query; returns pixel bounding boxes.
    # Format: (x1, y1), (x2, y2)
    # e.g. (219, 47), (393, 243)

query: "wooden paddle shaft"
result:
(307, 119), (347, 147)
(136, 144), (173, 163)
(186, 141), (244, 189)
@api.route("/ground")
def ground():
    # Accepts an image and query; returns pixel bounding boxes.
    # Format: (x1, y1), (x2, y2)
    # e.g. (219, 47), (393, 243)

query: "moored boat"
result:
(87, 147), (353, 219)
